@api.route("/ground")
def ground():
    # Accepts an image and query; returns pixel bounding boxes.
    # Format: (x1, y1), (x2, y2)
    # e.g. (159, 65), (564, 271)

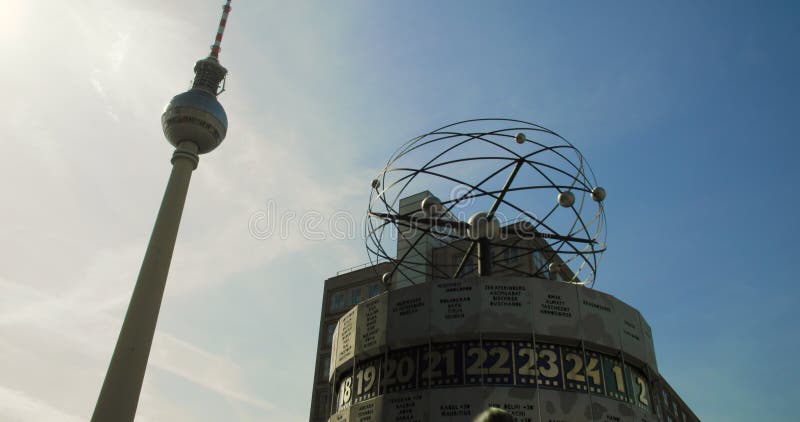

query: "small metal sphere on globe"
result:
(161, 89), (228, 154)
(557, 191), (575, 208)
(548, 262), (562, 274)
(467, 212), (500, 240)
(591, 186), (606, 202)
(515, 132), (526, 144)
(371, 179), (381, 189)
(381, 272), (392, 285)
(421, 195), (445, 217)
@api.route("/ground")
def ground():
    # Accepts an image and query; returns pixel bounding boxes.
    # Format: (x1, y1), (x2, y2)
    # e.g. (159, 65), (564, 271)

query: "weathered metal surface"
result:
(483, 387), (539, 422)
(615, 299), (649, 367)
(538, 388), (593, 421)
(480, 278), (533, 337)
(387, 283), (429, 348)
(530, 277), (582, 342)
(430, 278), (481, 340)
(335, 306), (358, 368)
(383, 390), (428, 422)
(639, 316), (658, 372)
(356, 294), (388, 358)
(350, 397), (382, 422)
(429, 387), (486, 421)
(326, 276), (664, 422)
(577, 286), (621, 352)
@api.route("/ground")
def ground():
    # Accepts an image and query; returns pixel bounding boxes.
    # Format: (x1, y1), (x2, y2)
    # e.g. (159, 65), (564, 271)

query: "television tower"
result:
(91, 2), (233, 421)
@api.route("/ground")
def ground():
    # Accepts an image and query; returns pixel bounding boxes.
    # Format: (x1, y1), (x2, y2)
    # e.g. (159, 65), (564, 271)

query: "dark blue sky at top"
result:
(228, 1), (800, 419)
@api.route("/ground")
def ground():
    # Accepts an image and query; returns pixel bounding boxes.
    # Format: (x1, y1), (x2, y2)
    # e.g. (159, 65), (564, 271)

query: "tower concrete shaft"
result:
(91, 142), (199, 422)
(91, 1), (231, 418)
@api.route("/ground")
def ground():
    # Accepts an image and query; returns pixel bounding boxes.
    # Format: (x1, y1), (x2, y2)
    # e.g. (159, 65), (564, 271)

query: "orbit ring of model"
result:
(365, 118), (607, 286)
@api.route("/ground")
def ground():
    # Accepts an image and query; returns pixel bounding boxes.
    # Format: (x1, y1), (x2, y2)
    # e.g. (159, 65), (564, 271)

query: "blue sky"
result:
(0, 1), (797, 421)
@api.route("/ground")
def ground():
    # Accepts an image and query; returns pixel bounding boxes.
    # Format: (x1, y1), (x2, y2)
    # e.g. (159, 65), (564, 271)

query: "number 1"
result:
(612, 365), (625, 393)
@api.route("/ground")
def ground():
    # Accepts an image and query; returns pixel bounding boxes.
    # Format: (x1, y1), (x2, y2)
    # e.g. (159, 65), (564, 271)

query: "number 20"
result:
(384, 356), (414, 385)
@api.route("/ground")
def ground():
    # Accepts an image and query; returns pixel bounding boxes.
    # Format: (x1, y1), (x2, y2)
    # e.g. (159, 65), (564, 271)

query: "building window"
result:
(504, 247), (520, 266)
(349, 288), (361, 305)
(325, 323), (336, 346)
(329, 292), (345, 312)
(367, 283), (381, 298)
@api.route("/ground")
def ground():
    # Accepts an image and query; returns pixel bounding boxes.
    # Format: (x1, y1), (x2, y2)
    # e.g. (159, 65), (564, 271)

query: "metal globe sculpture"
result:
(366, 118), (606, 286)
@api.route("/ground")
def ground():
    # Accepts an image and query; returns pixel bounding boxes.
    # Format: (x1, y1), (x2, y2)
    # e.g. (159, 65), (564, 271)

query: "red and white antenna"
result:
(210, 0), (232, 59)
(189, 0), (232, 95)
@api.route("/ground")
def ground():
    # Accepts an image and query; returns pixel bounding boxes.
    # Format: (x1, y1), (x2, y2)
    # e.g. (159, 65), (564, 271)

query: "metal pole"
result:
(477, 237), (492, 276)
(91, 141), (199, 422)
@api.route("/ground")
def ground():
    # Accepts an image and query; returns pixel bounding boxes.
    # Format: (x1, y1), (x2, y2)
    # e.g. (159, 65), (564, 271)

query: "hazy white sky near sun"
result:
(1, 0), (799, 421)
(1, 1), (366, 420)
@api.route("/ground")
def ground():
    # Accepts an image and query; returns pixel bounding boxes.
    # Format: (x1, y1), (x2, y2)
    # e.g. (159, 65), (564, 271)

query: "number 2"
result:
(565, 352), (585, 382)
(636, 376), (649, 405)
(488, 347), (511, 375)
(466, 347), (484, 375)
(518, 347), (536, 375)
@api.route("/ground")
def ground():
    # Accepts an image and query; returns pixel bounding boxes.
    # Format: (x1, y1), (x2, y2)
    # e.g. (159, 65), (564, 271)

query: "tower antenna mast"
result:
(210, 0), (232, 59)
(91, 2), (233, 421)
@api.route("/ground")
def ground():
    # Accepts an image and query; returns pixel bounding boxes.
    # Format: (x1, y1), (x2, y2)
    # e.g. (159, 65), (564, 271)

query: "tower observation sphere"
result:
(161, 57), (229, 154)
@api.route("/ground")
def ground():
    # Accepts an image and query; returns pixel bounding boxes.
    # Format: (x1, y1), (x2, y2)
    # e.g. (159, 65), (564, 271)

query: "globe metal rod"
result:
(476, 237), (493, 276)
(500, 224), (597, 244)
(91, 141), (199, 422)
(367, 212), (470, 232)
(455, 158), (524, 278)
